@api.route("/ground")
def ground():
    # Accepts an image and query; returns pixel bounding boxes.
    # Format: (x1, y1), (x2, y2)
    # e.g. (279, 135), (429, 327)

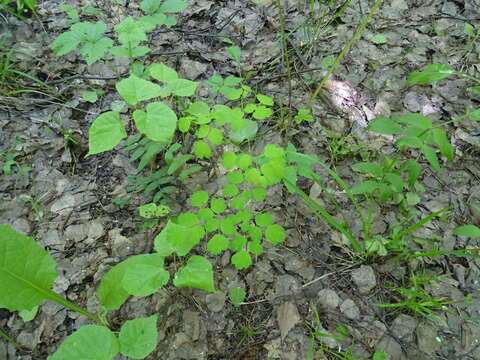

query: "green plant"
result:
(0, 225), (161, 359)
(0, 0), (35, 17)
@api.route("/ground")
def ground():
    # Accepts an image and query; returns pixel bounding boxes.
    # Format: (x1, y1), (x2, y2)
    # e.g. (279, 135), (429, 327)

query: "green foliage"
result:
(118, 315), (158, 359)
(228, 287), (246, 307)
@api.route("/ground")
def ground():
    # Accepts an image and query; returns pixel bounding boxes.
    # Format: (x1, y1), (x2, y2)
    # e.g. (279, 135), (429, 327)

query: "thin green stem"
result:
(46, 291), (102, 324)
(307, 0), (383, 109)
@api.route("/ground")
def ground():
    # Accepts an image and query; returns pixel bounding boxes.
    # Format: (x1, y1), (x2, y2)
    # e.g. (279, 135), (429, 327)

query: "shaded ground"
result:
(1, 0), (480, 359)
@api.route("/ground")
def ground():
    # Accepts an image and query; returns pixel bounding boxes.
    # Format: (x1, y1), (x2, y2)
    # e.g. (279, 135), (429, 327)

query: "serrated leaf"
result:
(432, 128), (454, 161)
(231, 251), (252, 270)
(49, 325), (119, 360)
(173, 256), (216, 292)
(80, 36), (113, 64)
(407, 64), (456, 84)
(0, 225), (57, 311)
(119, 315), (158, 359)
(422, 145), (441, 172)
(159, 0), (188, 12)
(166, 78), (198, 96)
(88, 111), (126, 156)
(229, 119), (258, 143)
(453, 225), (480, 238)
(351, 180), (379, 195)
(133, 102), (177, 142)
(385, 173), (404, 192)
(207, 234), (230, 254)
(115, 16), (150, 45)
(97, 254), (168, 310)
(366, 117), (403, 134)
(140, 0), (161, 14)
(154, 220), (203, 256)
(149, 63), (178, 83)
(193, 140), (212, 159)
(116, 75), (162, 106)
(226, 45), (241, 63)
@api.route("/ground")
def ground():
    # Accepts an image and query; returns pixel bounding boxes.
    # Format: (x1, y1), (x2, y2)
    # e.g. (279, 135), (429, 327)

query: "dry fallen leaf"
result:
(276, 301), (300, 342)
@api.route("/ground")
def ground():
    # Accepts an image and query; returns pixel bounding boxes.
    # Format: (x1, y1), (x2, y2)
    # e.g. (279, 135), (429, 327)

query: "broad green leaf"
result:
(138, 203), (157, 218)
(393, 113), (432, 129)
(226, 45), (241, 63)
(230, 236), (247, 251)
(256, 94), (273, 106)
(244, 168), (267, 186)
(166, 78), (198, 96)
(198, 208), (214, 220)
(97, 254), (167, 310)
(252, 187), (267, 201)
(228, 287), (246, 307)
(469, 108), (480, 120)
(231, 251), (252, 270)
(264, 144), (285, 159)
(118, 315), (158, 359)
(122, 263), (169, 296)
(0, 225), (57, 312)
(352, 162), (383, 176)
(407, 64), (456, 84)
(205, 218), (220, 232)
(255, 213), (273, 227)
(207, 234), (230, 254)
(261, 159), (285, 185)
(177, 212), (199, 226)
(351, 180), (379, 195)
(227, 170), (244, 184)
(265, 224), (285, 245)
(187, 101), (210, 117)
(19, 305), (38, 322)
(401, 159), (422, 187)
(223, 183), (239, 197)
(178, 116), (192, 132)
(173, 256), (216, 292)
(372, 348), (388, 360)
(50, 30), (84, 56)
(422, 145), (441, 171)
(154, 220), (203, 256)
(111, 44), (150, 58)
(116, 75), (162, 106)
(49, 325), (119, 360)
(133, 102), (177, 142)
(139, 13), (167, 27)
(385, 173), (404, 192)
(211, 198), (226, 214)
(149, 63), (178, 83)
(82, 91), (98, 103)
(80, 37), (113, 64)
(236, 154), (253, 170)
(252, 105), (272, 120)
(159, 0), (188, 12)
(193, 140), (212, 159)
(220, 219), (236, 235)
(229, 119), (258, 143)
(249, 240), (264, 255)
(432, 128), (454, 161)
(208, 128), (223, 145)
(294, 108), (314, 123)
(453, 225), (480, 238)
(88, 111), (126, 156)
(395, 135), (423, 149)
(222, 152), (237, 169)
(115, 17), (152, 45)
(190, 190), (209, 207)
(366, 117), (403, 135)
(140, 0), (160, 14)
(370, 34), (387, 44)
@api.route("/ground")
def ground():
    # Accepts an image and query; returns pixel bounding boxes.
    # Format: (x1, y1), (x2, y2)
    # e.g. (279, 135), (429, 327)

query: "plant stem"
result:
(307, 0), (383, 109)
(46, 291), (102, 324)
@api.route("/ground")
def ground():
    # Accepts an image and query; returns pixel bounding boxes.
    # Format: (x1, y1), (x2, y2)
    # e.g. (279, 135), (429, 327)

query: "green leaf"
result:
(351, 180), (379, 195)
(115, 17), (151, 45)
(159, 0), (188, 12)
(193, 140), (212, 159)
(252, 187), (267, 201)
(116, 75), (162, 106)
(395, 135), (423, 149)
(226, 45), (241, 63)
(220, 218), (236, 235)
(49, 325), (119, 360)
(248, 240), (264, 255)
(227, 170), (244, 184)
(177, 212), (199, 226)
(207, 127), (223, 145)
(190, 190), (209, 207)
(122, 263), (170, 297)
(82, 91), (98, 103)
(407, 64), (456, 84)
(372, 348), (388, 360)
(231, 251), (252, 270)
(118, 315), (158, 359)
(222, 152), (237, 169)
(385, 173), (404, 192)
(255, 213), (273, 227)
(0, 226), (57, 311)
(453, 225), (480, 238)
(294, 108), (314, 124)
(432, 128), (454, 161)
(97, 254), (168, 310)
(229, 119), (258, 143)
(211, 198), (226, 214)
(154, 220), (203, 257)
(370, 34), (388, 44)
(256, 94), (273, 106)
(228, 287), (246, 307)
(133, 102), (177, 142)
(149, 63), (178, 83)
(205, 218), (220, 232)
(252, 105), (272, 120)
(366, 117), (403, 135)
(245, 168), (267, 186)
(139, 203), (157, 219)
(422, 145), (441, 171)
(401, 159), (422, 187)
(236, 154), (252, 170)
(173, 256), (216, 292)
(207, 234), (230, 254)
(223, 183), (239, 197)
(50, 22), (91, 56)
(230, 236), (247, 251)
(166, 79), (198, 96)
(19, 306), (38, 322)
(265, 224), (286, 245)
(352, 162), (384, 176)
(140, 0), (161, 14)
(469, 108), (480, 120)
(80, 36), (113, 64)
(178, 117), (192, 132)
(87, 111), (126, 156)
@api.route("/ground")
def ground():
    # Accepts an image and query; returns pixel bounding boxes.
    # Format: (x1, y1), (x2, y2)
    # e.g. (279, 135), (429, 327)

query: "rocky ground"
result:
(1, 0), (480, 359)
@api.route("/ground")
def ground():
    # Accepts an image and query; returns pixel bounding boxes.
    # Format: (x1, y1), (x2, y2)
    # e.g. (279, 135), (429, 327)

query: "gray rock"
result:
(11, 218), (31, 235)
(340, 299), (360, 320)
(205, 293), (226, 312)
(50, 193), (75, 214)
(351, 265), (377, 294)
(317, 289), (340, 310)
(391, 314), (416, 342)
(416, 321), (440, 354)
(0, 341), (6, 360)
(109, 229), (132, 258)
(377, 335), (405, 360)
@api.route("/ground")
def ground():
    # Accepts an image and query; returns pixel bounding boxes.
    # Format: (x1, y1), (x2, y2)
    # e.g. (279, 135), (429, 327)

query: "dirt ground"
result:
(1, 0), (480, 359)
